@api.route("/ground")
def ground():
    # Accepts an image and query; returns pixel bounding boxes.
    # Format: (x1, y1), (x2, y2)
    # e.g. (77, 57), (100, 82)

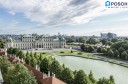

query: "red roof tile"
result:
(40, 76), (66, 84)
(6, 55), (66, 84)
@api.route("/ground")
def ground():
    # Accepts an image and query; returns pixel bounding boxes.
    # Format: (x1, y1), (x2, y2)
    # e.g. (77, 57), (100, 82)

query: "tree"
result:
(74, 70), (91, 84)
(109, 75), (115, 84)
(79, 37), (85, 43)
(34, 52), (38, 60)
(88, 70), (96, 83)
(101, 39), (108, 45)
(30, 57), (37, 67)
(87, 38), (99, 45)
(50, 60), (62, 78)
(38, 53), (44, 64)
(101, 48), (107, 54)
(80, 44), (85, 51)
(97, 76), (115, 84)
(87, 46), (94, 52)
(26, 51), (29, 56)
(22, 53), (26, 59)
(60, 67), (74, 84)
(7, 47), (13, 54)
(97, 47), (102, 53)
(0, 39), (5, 48)
(16, 50), (23, 58)
(118, 47), (125, 57)
(121, 51), (128, 60)
(0, 57), (37, 84)
(5, 64), (37, 84)
(111, 41), (128, 50)
(66, 38), (75, 43)
(114, 50), (119, 58)
(97, 77), (110, 84)
(30, 51), (33, 57)
(25, 55), (31, 65)
(12, 48), (19, 55)
(107, 49), (114, 57)
(111, 39), (118, 43)
(40, 58), (50, 74)
(0, 57), (11, 75)
(105, 41), (113, 46)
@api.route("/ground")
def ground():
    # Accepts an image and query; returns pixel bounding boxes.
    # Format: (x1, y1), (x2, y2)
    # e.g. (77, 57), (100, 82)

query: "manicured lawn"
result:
(24, 52), (52, 57)
(54, 50), (98, 59)
(36, 52), (52, 57)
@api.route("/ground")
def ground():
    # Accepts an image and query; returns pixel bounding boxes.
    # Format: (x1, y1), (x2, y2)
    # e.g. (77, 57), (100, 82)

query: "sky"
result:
(0, 0), (128, 36)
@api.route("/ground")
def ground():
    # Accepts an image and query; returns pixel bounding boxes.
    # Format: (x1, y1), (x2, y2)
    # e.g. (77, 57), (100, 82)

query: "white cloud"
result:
(0, 0), (128, 25)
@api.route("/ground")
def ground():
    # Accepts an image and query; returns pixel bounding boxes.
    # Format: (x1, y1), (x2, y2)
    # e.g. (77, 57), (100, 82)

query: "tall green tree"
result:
(101, 48), (107, 54)
(0, 39), (5, 48)
(16, 50), (23, 58)
(50, 60), (62, 78)
(114, 50), (119, 58)
(105, 41), (113, 46)
(121, 51), (128, 60)
(107, 49), (114, 57)
(79, 37), (85, 43)
(25, 55), (31, 65)
(81, 44), (85, 51)
(34, 52), (38, 60)
(87, 38), (99, 45)
(30, 57), (37, 67)
(109, 75), (115, 84)
(5, 64), (37, 84)
(87, 46), (94, 52)
(60, 67), (74, 84)
(88, 70), (96, 83)
(74, 70), (91, 84)
(12, 48), (19, 55)
(101, 39), (108, 45)
(40, 58), (50, 74)
(97, 77), (109, 84)
(7, 47), (13, 54)
(118, 47), (125, 57)
(97, 47), (102, 53)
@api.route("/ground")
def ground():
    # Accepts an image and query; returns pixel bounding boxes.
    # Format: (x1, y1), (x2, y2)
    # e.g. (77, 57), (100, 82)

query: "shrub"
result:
(60, 52), (64, 53)
(42, 53), (46, 54)
(71, 50), (73, 53)
(78, 52), (82, 55)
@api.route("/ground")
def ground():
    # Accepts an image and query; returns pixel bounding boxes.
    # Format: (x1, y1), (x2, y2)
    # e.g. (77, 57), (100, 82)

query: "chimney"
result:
(53, 74), (55, 77)
(35, 65), (38, 70)
(21, 58), (25, 64)
(38, 66), (40, 71)
(48, 71), (50, 77)
(21, 58), (23, 62)
(14, 55), (16, 58)
(17, 56), (19, 59)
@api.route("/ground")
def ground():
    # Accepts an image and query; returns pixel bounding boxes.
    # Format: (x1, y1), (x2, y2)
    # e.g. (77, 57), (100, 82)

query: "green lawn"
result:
(24, 52), (52, 57)
(54, 50), (98, 59)
(36, 52), (52, 57)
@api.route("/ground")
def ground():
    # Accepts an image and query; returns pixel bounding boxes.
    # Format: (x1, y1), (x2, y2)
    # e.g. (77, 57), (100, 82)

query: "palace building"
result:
(5, 33), (66, 50)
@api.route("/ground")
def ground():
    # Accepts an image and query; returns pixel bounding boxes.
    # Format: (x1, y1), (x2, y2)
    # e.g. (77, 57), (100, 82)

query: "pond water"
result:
(55, 56), (128, 84)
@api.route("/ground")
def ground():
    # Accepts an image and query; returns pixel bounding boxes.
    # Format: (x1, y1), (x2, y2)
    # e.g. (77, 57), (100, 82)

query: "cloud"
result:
(0, 0), (128, 25)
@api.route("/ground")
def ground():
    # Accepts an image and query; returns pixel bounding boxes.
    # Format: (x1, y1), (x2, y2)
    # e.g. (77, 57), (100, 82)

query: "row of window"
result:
(14, 43), (34, 47)
(22, 39), (53, 42)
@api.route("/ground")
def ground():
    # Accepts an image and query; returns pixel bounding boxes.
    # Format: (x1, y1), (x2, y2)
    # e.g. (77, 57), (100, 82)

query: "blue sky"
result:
(0, 0), (128, 36)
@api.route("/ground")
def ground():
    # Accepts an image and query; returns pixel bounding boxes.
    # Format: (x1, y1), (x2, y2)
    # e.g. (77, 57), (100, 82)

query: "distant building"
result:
(101, 33), (117, 39)
(4, 33), (66, 50)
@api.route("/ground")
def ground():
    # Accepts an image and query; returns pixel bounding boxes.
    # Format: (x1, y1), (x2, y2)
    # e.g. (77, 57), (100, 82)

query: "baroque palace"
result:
(4, 33), (66, 50)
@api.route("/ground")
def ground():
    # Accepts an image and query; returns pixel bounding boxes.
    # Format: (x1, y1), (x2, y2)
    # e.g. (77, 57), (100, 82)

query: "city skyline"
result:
(0, 0), (128, 36)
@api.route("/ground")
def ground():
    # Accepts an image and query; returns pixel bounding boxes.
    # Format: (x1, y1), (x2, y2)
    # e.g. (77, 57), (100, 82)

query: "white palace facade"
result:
(5, 34), (66, 50)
